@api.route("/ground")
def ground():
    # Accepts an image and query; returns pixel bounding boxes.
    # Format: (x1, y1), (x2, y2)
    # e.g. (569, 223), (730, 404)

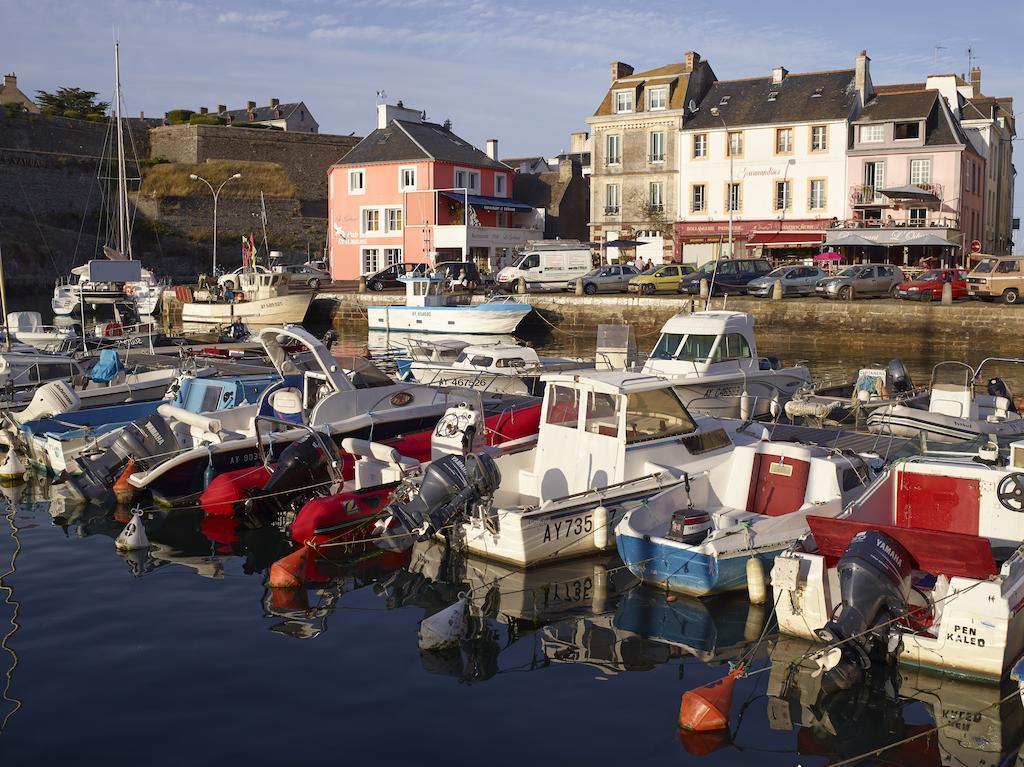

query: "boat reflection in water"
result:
(760, 636), (1024, 767)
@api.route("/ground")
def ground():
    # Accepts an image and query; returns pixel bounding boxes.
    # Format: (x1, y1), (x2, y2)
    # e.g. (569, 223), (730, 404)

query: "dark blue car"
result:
(678, 258), (774, 295)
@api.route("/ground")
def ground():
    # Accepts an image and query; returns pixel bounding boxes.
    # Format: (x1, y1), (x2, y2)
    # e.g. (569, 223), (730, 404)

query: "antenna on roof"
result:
(966, 47), (978, 78)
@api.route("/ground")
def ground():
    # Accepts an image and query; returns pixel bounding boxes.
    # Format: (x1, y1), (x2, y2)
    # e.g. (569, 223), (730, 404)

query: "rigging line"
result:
(13, 175), (61, 278)
(69, 171), (98, 273)
(0, 499), (23, 732)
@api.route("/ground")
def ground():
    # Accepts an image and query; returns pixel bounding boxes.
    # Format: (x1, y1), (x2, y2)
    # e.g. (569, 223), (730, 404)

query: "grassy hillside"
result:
(139, 160), (296, 199)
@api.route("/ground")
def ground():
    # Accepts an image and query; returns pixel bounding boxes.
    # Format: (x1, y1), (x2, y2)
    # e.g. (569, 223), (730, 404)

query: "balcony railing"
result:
(646, 204), (664, 214)
(850, 182), (944, 206)
(604, 205), (620, 215)
(648, 154), (665, 163)
(830, 215), (960, 230)
(850, 185), (882, 205)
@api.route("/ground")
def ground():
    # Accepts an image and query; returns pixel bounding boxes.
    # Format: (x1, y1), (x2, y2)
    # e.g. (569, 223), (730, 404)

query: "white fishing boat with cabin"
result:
(182, 271), (312, 325)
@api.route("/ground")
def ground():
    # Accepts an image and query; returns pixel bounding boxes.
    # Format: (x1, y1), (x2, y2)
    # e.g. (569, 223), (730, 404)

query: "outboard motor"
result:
(988, 377), (1016, 413)
(245, 433), (339, 525)
(814, 530), (913, 693)
(383, 453), (500, 544)
(886, 359), (913, 394)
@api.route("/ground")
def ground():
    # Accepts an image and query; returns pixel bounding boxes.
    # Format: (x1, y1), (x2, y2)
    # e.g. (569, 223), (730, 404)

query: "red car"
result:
(896, 268), (969, 301)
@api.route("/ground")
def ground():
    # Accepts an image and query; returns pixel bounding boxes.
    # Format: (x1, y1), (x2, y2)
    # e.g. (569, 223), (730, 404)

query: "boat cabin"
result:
(453, 344), (542, 372)
(398, 276), (470, 308)
(642, 311), (773, 379)
(236, 271), (291, 300)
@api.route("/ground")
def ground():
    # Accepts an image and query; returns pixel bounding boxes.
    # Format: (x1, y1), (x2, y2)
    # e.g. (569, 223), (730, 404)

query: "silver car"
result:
(567, 264), (640, 294)
(275, 263), (331, 290)
(747, 265), (825, 297)
(815, 264), (905, 299)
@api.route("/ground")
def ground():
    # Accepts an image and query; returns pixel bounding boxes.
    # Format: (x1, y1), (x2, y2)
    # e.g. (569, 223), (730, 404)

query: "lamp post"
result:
(710, 107), (733, 260)
(190, 172), (242, 275)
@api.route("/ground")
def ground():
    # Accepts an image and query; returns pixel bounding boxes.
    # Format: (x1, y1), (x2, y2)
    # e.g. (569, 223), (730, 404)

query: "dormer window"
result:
(860, 124), (884, 143)
(767, 91), (778, 102)
(614, 90), (634, 113)
(647, 87), (667, 111)
(894, 121), (920, 140)
(718, 95), (731, 106)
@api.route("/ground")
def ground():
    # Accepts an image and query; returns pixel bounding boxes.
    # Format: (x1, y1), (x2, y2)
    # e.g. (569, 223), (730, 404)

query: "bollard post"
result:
(358, 276), (366, 294)
(575, 278), (584, 296)
(941, 281), (953, 305)
(847, 283), (855, 302)
(771, 279), (783, 300)
(699, 278), (709, 300)
(517, 276), (527, 295)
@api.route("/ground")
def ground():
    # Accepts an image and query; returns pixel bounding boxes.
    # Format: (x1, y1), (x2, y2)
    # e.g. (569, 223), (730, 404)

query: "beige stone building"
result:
(0, 73), (39, 113)
(586, 52), (715, 263)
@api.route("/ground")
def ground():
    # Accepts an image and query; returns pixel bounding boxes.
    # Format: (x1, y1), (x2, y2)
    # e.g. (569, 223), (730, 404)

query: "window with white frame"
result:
(453, 168), (480, 193)
(808, 179), (826, 210)
(908, 208), (927, 226)
(361, 208), (380, 234)
(649, 182), (663, 211)
(348, 169), (365, 194)
(811, 125), (828, 152)
(614, 90), (633, 113)
(494, 173), (507, 197)
(649, 131), (665, 162)
(692, 133), (708, 159)
(385, 208), (403, 233)
(775, 127), (793, 154)
(605, 184), (620, 214)
(726, 182), (741, 212)
(361, 248), (379, 275)
(606, 134), (621, 165)
(774, 179), (791, 211)
(691, 184), (705, 213)
(399, 166), (416, 191)
(861, 124), (884, 143)
(384, 248), (402, 266)
(910, 159), (932, 186)
(727, 131), (743, 157)
(647, 87), (667, 111)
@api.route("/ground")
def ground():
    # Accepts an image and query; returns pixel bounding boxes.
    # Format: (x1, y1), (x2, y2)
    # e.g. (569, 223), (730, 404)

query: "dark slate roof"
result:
(223, 102), (308, 123)
(334, 119), (507, 169)
(684, 69), (856, 130)
(593, 59), (712, 116)
(856, 90), (937, 122)
(874, 83), (926, 95)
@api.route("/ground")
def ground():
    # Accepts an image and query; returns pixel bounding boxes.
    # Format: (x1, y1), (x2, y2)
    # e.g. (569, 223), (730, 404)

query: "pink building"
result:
(827, 87), (985, 265)
(327, 103), (542, 280)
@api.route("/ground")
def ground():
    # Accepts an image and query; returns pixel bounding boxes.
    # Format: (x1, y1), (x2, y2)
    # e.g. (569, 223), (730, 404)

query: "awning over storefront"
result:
(902, 233), (956, 247)
(878, 185), (941, 203)
(826, 230), (955, 247)
(440, 191), (534, 213)
(745, 231), (825, 248)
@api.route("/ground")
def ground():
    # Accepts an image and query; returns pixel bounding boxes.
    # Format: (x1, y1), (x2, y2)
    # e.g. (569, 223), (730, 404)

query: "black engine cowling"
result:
(988, 377), (1017, 413)
(246, 434), (338, 524)
(815, 530), (913, 693)
(886, 359), (913, 394)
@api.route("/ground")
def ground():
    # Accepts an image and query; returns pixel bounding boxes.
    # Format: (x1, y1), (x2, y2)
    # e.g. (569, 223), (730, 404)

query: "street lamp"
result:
(708, 106), (733, 310)
(190, 172), (242, 275)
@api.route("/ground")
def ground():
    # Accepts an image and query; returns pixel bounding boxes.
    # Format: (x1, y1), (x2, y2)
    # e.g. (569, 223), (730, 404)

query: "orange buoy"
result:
(113, 458), (137, 505)
(268, 545), (311, 589)
(678, 666), (743, 732)
(678, 728), (730, 756)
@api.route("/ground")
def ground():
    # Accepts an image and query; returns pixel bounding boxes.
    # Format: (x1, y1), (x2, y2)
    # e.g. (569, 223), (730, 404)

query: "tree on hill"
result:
(35, 87), (110, 118)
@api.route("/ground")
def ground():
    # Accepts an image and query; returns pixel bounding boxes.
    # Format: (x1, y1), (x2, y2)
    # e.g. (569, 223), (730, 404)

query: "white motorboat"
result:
(614, 441), (879, 596)
(5, 312), (78, 352)
(868, 359), (1024, 443)
(771, 440), (1024, 682)
(640, 311), (810, 420)
(397, 340), (588, 396)
(367, 276), (532, 335)
(182, 271), (311, 326)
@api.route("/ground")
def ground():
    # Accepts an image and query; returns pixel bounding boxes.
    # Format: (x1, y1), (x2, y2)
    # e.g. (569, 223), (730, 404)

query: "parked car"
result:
(677, 258), (773, 295)
(628, 264), (695, 294)
(496, 246), (592, 291)
(274, 263), (331, 290)
(747, 265), (826, 297)
(815, 264), (905, 299)
(966, 255), (1024, 304)
(365, 262), (428, 291)
(569, 264), (640, 294)
(217, 265), (270, 290)
(896, 268), (968, 301)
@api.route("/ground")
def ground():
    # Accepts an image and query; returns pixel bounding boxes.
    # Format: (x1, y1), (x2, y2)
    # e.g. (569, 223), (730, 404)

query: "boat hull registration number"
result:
(542, 513), (593, 543)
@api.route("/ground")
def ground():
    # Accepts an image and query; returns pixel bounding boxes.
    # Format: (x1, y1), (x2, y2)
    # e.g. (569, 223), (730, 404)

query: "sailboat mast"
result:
(113, 39), (130, 259)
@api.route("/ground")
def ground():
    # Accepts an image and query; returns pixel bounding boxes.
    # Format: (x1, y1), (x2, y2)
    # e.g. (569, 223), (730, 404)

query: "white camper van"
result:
(496, 245), (592, 292)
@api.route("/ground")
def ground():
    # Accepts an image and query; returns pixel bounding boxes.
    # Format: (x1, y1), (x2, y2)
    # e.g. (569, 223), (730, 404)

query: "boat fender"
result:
(678, 666), (743, 732)
(114, 511), (149, 552)
(746, 558), (766, 604)
(739, 391), (751, 421)
(593, 505), (610, 550)
(418, 593), (469, 651)
(113, 457), (137, 505)
(268, 545), (311, 588)
(203, 446), (216, 489)
(592, 564), (608, 613)
(0, 450), (25, 484)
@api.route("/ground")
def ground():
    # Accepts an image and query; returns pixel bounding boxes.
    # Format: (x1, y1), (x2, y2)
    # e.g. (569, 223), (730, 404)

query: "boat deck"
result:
(732, 420), (912, 458)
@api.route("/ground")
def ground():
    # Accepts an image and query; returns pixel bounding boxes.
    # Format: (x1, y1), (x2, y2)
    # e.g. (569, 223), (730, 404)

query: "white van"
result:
(496, 247), (592, 291)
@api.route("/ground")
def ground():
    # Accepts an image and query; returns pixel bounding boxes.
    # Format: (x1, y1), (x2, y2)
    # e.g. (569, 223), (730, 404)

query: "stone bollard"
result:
(358, 276), (366, 294)
(847, 283), (855, 302)
(941, 281), (953, 305)
(517, 276), (527, 295)
(575, 278), (584, 296)
(771, 279), (783, 300)
(699, 278), (709, 300)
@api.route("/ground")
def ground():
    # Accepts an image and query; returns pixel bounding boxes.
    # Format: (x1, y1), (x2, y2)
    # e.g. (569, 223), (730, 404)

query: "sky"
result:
(4, 0), (1023, 229)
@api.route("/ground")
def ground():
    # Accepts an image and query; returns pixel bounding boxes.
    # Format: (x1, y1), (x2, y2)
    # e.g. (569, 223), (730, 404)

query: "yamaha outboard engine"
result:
(988, 377), (1016, 413)
(886, 359), (913, 394)
(814, 530), (913, 694)
(245, 433), (339, 525)
(383, 453), (500, 543)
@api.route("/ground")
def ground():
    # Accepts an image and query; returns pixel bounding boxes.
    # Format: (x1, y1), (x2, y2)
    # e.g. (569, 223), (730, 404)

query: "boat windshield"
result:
(931, 362), (974, 389)
(649, 333), (719, 362)
(333, 355), (394, 389)
(624, 388), (697, 444)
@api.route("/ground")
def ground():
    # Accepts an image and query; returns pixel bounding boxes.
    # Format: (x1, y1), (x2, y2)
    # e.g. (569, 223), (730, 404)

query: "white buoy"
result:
(746, 557), (766, 604)
(593, 505), (610, 550)
(114, 512), (149, 552)
(592, 563), (608, 614)
(0, 450), (25, 484)
(739, 390), (752, 420)
(418, 593), (469, 651)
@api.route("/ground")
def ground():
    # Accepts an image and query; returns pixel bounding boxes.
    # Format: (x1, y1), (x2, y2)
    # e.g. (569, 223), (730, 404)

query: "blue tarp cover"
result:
(90, 349), (123, 383)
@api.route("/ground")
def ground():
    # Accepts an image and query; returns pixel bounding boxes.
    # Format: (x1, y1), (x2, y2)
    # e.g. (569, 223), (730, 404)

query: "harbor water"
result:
(1, 300), (1022, 766)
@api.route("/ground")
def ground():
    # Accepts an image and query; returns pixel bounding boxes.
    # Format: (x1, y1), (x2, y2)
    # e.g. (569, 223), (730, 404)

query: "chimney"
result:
(970, 66), (981, 94)
(684, 51), (700, 71)
(3, 73), (15, 88)
(270, 97), (279, 108)
(199, 106), (208, 115)
(559, 157), (577, 182)
(855, 49), (873, 106)
(772, 66), (788, 84)
(610, 61), (634, 82)
(376, 102), (424, 129)
(443, 118), (452, 131)
(139, 111), (145, 120)
(217, 104), (226, 114)
(247, 100), (256, 110)
(485, 138), (498, 160)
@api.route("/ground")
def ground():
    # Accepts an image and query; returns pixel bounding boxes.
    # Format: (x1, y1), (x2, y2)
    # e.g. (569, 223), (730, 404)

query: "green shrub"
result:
(62, 109), (81, 119)
(1, 102), (24, 117)
(230, 121), (281, 131)
(188, 114), (226, 125)
(84, 112), (105, 122)
(167, 109), (195, 125)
